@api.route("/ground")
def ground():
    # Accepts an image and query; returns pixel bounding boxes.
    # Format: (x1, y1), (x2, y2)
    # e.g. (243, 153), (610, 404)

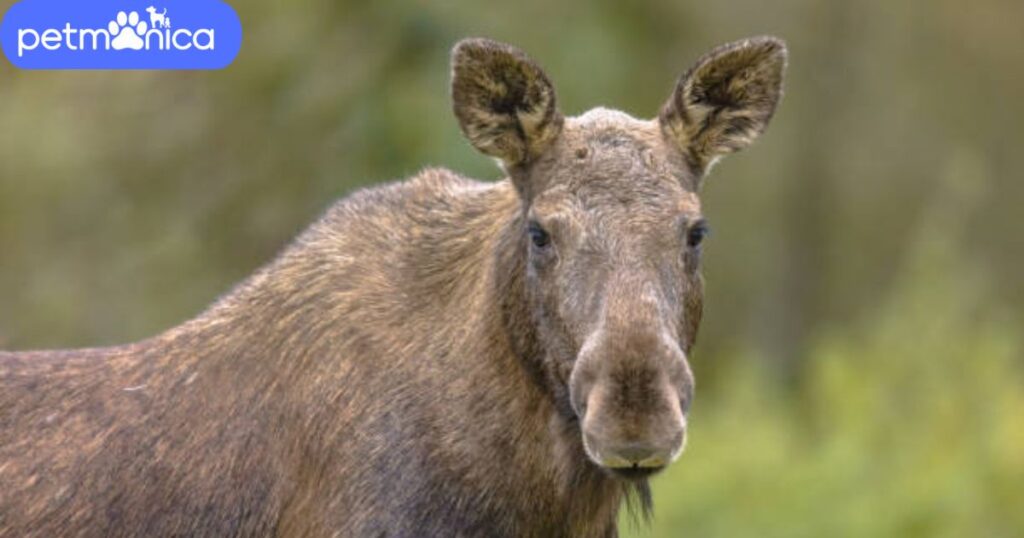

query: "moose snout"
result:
(573, 364), (691, 479)
(570, 324), (694, 479)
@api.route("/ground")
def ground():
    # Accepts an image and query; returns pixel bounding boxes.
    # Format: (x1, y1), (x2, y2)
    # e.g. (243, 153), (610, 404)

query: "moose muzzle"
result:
(570, 321), (693, 479)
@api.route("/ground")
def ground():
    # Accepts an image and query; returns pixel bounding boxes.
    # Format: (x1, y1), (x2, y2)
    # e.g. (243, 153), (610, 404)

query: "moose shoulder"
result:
(0, 37), (786, 537)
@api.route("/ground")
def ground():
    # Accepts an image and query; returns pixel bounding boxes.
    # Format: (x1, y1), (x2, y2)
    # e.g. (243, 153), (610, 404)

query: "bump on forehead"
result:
(562, 107), (675, 172)
(551, 108), (687, 204)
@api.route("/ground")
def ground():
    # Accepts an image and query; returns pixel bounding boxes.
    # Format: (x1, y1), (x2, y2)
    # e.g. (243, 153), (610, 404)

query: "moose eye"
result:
(528, 221), (551, 248)
(686, 220), (710, 248)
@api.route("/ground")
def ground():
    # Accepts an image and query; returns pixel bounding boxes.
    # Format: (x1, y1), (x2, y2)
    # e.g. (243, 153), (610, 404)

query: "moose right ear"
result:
(660, 36), (787, 176)
(451, 38), (563, 168)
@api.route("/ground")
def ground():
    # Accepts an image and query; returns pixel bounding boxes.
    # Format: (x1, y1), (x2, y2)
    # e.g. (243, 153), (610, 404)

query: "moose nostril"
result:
(680, 396), (692, 415)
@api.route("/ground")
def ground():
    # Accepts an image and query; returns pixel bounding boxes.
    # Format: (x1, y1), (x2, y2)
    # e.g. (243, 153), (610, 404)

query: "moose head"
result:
(451, 37), (786, 479)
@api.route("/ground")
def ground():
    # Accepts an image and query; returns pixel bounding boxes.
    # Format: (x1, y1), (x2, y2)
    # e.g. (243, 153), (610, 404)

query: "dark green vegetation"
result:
(1, 0), (1021, 535)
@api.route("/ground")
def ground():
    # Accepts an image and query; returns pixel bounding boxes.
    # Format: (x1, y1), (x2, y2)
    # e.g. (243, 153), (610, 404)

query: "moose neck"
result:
(165, 175), (635, 534)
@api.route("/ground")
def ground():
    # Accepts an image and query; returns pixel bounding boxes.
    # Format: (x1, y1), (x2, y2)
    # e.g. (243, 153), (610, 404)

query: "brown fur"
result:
(0, 37), (786, 537)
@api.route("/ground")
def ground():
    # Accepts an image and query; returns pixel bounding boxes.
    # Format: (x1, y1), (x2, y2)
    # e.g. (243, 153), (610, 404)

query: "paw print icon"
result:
(109, 11), (148, 50)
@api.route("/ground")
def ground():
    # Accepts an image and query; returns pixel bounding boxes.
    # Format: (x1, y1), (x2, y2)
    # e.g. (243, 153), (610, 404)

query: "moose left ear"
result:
(451, 38), (563, 168)
(660, 36), (787, 174)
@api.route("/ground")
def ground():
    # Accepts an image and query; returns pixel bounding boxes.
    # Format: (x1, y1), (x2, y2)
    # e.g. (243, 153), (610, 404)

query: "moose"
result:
(0, 37), (786, 537)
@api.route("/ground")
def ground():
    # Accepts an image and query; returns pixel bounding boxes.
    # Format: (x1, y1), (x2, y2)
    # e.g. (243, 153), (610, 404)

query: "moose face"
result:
(451, 37), (786, 479)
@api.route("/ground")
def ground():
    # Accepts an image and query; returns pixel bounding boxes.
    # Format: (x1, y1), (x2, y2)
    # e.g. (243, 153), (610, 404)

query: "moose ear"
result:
(660, 36), (787, 174)
(451, 38), (563, 168)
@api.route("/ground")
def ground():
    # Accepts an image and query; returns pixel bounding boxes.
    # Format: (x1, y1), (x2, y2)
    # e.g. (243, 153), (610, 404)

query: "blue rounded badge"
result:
(1, 0), (242, 69)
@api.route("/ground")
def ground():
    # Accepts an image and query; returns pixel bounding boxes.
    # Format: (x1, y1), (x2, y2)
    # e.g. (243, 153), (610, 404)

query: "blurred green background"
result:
(1, 0), (1022, 535)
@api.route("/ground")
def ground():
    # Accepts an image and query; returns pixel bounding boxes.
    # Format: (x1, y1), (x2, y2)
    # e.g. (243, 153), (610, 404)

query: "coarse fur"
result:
(0, 37), (786, 537)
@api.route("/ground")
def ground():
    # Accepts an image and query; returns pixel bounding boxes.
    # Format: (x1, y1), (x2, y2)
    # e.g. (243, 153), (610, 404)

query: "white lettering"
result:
(17, 28), (39, 57)
(193, 29), (213, 50)
(40, 29), (61, 50)
(16, 21), (214, 54)
(145, 28), (165, 50)
(172, 29), (191, 49)
(78, 28), (110, 50)
(62, 23), (77, 51)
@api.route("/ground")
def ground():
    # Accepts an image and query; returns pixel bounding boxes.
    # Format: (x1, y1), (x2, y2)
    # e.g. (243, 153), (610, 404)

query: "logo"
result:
(1, 0), (242, 69)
